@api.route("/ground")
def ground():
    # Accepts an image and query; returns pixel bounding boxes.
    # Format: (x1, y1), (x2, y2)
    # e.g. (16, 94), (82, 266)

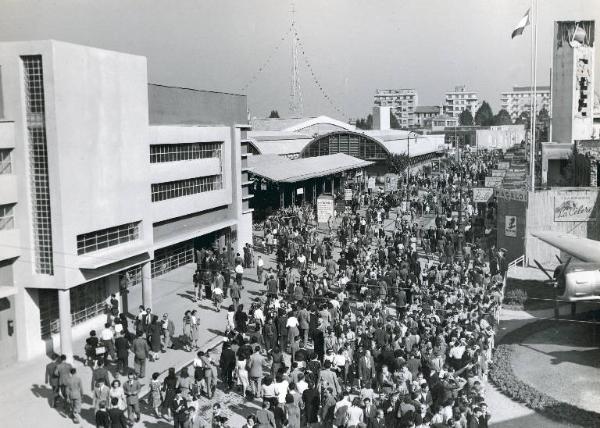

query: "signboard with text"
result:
(485, 176), (503, 188)
(496, 188), (528, 202)
(344, 188), (353, 201)
(497, 162), (510, 170)
(384, 174), (398, 192)
(317, 195), (335, 223)
(473, 187), (494, 203)
(491, 169), (507, 177)
(554, 189), (599, 222)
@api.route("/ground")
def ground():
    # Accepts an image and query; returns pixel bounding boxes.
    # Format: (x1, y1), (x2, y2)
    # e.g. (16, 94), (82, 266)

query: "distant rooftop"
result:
(509, 86), (551, 92)
(415, 106), (440, 114)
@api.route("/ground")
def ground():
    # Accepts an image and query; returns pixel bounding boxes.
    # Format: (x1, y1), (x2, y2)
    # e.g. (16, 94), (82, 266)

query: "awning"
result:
(248, 153), (372, 183)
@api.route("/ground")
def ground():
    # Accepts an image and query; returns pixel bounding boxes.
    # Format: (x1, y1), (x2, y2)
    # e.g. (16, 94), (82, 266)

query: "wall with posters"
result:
(526, 188), (600, 266)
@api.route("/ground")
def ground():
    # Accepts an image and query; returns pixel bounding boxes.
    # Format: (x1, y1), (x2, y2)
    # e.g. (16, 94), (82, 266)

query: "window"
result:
(0, 149), (11, 174)
(39, 279), (109, 338)
(22, 55), (54, 274)
(0, 204), (14, 230)
(151, 175), (222, 202)
(150, 142), (222, 163)
(76, 221), (140, 255)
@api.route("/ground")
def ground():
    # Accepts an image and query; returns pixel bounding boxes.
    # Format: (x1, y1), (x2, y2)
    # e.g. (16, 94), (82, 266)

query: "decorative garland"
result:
(489, 320), (600, 427)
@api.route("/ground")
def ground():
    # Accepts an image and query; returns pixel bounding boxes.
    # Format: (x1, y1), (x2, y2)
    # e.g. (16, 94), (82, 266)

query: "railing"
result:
(508, 254), (525, 268)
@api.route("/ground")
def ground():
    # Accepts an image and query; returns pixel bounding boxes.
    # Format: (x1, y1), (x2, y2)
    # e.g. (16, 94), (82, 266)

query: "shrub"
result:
(503, 289), (528, 307)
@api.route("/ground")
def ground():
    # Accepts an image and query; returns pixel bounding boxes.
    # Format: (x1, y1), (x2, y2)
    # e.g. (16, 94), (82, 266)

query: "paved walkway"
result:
(0, 262), (266, 427)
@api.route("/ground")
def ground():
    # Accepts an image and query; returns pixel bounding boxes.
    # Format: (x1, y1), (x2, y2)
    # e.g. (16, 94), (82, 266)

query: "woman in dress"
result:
(182, 310), (193, 352)
(176, 367), (192, 400)
(161, 367), (177, 421)
(149, 317), (162, 361)
(149, 372), (163, 418)
(108, 379), (126, 411)
(235, 353), (249, 398)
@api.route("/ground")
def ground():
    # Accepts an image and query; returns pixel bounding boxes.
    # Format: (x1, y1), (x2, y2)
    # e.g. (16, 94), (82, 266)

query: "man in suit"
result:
(319, 387), (337, 428)
(358, 349), (376, 389)
(91, 359), (111, 392)
(363, 397), (377, 421)
(108, 397), (129, 428)
(297, 304), (310, 345)
(162, 313), (175, 350)
(255, 400), (276, 428)
(172, 388), (188, 428)
(319, 360), (342, 398)
(219, 342), (237, 390)
(131, 332), (151, 378)
(123, 372), (142, 422)
(114, 330), (130, 375)
(54, 354), (72, 408)
(368, 408), (386, 428)
(247, 345), (265, 398)
(45, 354), (60, 408)
(66, 367), (83, 423)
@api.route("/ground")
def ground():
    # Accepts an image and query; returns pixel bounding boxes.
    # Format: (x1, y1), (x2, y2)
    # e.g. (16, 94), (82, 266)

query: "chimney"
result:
(373, 106), (391, 130)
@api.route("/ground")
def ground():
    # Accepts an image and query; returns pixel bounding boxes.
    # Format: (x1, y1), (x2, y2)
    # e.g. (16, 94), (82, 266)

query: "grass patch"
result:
(505, 277), (555, 311)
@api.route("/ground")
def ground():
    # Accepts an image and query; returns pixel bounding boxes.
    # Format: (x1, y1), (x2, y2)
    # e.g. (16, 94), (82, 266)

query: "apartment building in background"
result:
(443, 85), (479, 119)
(0, 40), (253, 366)
(373, 88), (418, 127)
(500, 85), (551, 121)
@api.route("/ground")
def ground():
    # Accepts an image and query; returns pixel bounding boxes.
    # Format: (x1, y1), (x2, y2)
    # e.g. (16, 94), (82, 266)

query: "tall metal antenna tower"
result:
(289, 1), (303, 116)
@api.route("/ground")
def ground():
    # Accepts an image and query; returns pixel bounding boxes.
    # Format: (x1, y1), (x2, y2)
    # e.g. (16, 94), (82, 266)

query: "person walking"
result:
(230, 281), (241, 312)
(107, 397), (129, 428)
(247, 345), (265, 398)
(149, 316), (163, 361)
(54, 354), (72, 409)
(45, 354), (60, 408)
(123, 372), (142, 423)
(182, 310), (193, 351)
(131, 332), (151, 378)
(162, 313), (175, 351)
(114, 330), (130, 375)
(66, 367), (83, 423)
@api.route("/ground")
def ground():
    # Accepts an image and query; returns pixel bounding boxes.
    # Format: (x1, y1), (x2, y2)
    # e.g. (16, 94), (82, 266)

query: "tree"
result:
(269, 110), (280, 118)
(493, 109), (513, 126)
(474, 101), (494, 126)
(386, 153), (411, 175)
(458, 109), (474, 126)
(514, 111), (530, 129)
(390, 113), (401, 129)
(355, 113), (373, 130)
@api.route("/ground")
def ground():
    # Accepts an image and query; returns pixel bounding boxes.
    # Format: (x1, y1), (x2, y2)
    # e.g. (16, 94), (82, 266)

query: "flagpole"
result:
(530, 0), (538, 192)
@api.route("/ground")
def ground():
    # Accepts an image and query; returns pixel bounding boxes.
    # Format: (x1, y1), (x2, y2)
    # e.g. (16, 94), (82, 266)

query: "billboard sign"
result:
(344, 188), (353, 201)
(485, 176), (503, 188)
(554, 189), (599, 222)
(317, 195), (335, 223)
(496, 188), (528, 202)
(497, 162), (510, 170)
(491, 169), (507, 177)
(473, 187), (494, 203)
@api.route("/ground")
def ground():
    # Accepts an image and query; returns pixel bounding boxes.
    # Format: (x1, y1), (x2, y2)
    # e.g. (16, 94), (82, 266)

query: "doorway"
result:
(0, 296), (17, 367)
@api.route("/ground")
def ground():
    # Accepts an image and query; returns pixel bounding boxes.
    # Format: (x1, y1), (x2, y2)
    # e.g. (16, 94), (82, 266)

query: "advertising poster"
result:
(317, 195), (335, 223)
(505, 215), (517, 237)
(497, 162), (510, 170)
(495, 188), (528, 202)
(473, 187), (494, 203)
(554, 189), (599, 222)
(491, 169), (507, 177)
(384, 174), (398, 192)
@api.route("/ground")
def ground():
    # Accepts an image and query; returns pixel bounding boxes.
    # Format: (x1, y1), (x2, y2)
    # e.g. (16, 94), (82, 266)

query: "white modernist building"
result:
(0, 40), (253, 365)
(373, 89), (418, 127)
(444, 85), (479, 119)
(500, 86), (551, 121)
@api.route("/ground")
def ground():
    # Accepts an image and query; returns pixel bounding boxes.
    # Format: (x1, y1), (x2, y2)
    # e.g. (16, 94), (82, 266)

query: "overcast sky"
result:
(0, 0), (598, 120)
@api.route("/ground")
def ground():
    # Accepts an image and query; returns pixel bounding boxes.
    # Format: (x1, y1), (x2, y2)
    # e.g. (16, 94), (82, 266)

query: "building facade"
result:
(443, 85), (479, 119)
(373, 89), (418, 127)
(413, 106), (441, 127)
(0, 40), (251, 366)
(500, 86), (551, 121)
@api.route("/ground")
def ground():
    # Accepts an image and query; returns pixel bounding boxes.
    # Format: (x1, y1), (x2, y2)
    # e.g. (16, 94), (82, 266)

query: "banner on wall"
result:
(317, 195), (335, 223)
(497, 162), (510, 169)
(505, 215), (517, 237)
(473, 187), (494, 203)
(554, 189), (599, 222)
(495, 188), (528, 202)
(492, 169), (507, 177)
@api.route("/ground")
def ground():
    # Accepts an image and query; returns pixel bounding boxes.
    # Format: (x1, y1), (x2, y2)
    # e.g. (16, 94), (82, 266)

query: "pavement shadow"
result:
(207, 328), (223, 336)
(176, 293), (196, 303)
(547, 348), (600, 368)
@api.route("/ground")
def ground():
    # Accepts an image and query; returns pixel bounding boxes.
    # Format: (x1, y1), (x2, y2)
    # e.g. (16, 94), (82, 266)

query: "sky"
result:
(0, 0), (598, 120)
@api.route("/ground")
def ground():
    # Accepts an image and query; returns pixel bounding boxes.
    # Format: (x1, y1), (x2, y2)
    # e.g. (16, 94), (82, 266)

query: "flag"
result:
(511, 9), (531, 39)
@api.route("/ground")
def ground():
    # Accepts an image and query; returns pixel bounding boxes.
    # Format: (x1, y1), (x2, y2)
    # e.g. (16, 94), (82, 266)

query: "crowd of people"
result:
(44, 152), (511, 428)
